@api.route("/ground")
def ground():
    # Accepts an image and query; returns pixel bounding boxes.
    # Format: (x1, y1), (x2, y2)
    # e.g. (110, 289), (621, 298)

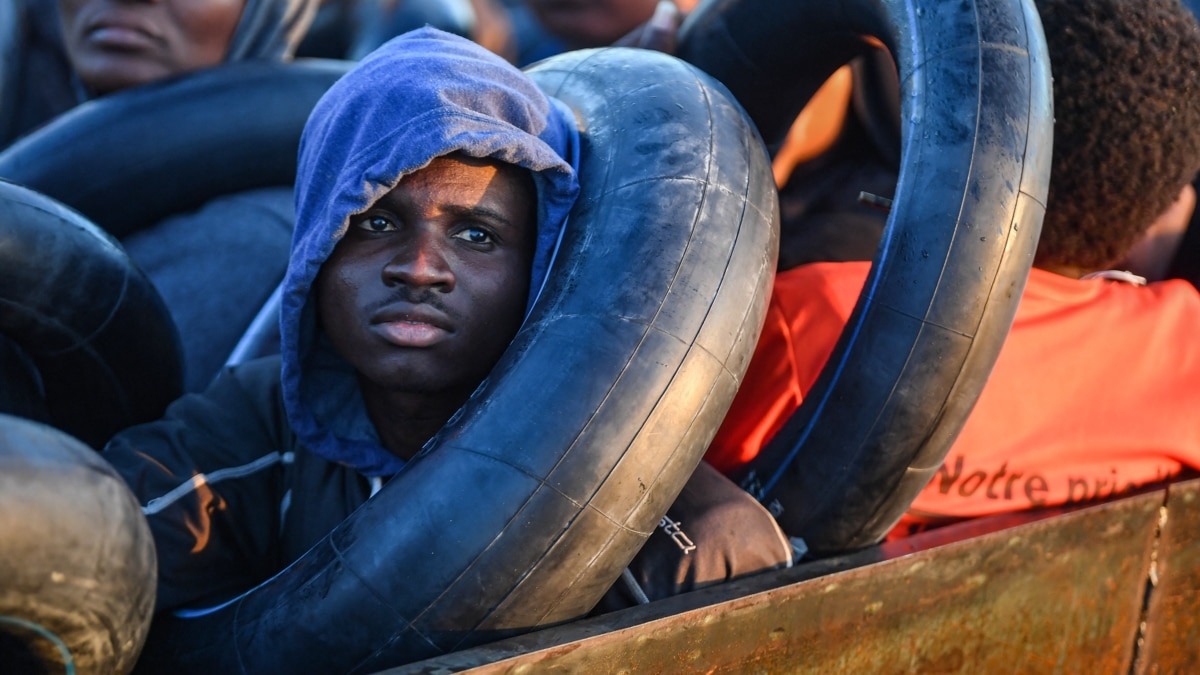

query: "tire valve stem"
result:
(858, 191), (894, 212)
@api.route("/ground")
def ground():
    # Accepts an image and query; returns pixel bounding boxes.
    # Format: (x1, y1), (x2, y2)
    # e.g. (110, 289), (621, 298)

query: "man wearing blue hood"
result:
(103, 27), (791, 619)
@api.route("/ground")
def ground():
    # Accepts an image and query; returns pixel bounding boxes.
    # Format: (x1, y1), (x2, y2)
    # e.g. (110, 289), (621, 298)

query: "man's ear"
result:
(1118, 183), (1196, 282)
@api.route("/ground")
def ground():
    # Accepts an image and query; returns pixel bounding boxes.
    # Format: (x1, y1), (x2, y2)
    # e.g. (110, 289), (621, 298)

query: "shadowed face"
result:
(526, 0), (659, 47)
(57, 0), (245, 94)
(315, 154), (537, 407)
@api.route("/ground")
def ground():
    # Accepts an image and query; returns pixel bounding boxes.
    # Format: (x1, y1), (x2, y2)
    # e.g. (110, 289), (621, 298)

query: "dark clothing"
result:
(104, 357), (792, 613)
(105, 357), (371, 611)
(1, 0), (75, 148)
(596, 461), (794, 613)
(122, 187), (295, 392)
(776, 49), (899, 270)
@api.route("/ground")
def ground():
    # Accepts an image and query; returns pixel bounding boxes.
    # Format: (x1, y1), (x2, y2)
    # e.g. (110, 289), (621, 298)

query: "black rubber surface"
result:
(677, 0), (1054, 553)
(132, 47), (779, 673)
(0, 58), (352, 238)
(0, 413), (157, 673)
(0, 180), (183, 448)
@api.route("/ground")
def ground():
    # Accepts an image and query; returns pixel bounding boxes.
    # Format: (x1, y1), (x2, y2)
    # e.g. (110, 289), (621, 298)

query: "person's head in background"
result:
(524, 0), (692, 49)
(1033, 0), (1200, 278)
(56, 0), (318, 95)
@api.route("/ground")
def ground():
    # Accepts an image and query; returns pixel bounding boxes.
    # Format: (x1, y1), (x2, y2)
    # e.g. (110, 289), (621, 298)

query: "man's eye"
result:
(352, 214), (398, 233)
(454, 227), (494, 245)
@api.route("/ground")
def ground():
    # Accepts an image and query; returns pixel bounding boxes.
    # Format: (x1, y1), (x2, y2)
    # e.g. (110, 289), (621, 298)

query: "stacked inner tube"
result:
(676, 0), (1054, 553)
(0, 180), (183, 449)
(132, 47), (778, 673)
(0, 58), (353, 239)
(0, 413), (156, 674)
(0, 58), (358, 673)
(0, 59), (354, 447)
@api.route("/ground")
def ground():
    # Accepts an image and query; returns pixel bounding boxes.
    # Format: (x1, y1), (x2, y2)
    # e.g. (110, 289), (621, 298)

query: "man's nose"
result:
(381, 231), (456, 290)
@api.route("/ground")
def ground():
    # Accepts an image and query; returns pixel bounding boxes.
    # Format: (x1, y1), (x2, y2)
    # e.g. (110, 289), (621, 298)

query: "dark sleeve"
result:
(595, 461), (795, 613)
(102, 357), (290, 612)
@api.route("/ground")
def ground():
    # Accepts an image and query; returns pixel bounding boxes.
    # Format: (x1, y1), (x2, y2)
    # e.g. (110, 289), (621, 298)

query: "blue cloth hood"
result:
(225, 0), (319, 62)
(280, 27), (580, 477)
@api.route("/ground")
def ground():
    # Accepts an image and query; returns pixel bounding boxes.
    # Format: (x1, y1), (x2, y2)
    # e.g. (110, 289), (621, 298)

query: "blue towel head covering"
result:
(280, 27), (580, 477)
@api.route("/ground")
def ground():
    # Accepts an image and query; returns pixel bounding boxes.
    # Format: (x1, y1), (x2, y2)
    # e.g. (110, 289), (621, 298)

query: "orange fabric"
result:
(705, 261), (1200, 534)
(771, 65), (854, 187)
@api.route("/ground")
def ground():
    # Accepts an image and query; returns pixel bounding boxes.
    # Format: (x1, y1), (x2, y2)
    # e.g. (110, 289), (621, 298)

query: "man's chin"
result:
(74, 57), (168, 95)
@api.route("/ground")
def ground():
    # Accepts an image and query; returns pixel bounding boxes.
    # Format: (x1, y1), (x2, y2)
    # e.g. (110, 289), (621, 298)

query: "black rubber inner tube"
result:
(0, 58), (352, 239)
(131, 46), (778, 673)
(0, 180), (184, 448)
(0, 412), (157, 674)
(0, 59), (355, 445)
(676, 0), (1054, 553)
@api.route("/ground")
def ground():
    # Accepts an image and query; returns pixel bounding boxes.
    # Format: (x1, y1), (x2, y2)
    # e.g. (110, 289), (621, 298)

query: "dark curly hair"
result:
(1033, 0), (1200, 271)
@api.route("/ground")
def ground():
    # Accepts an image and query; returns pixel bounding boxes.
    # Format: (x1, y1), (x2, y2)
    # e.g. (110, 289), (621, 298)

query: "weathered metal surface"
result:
(393, 491), (1164, 674)
(1137, 477), (1200, 673)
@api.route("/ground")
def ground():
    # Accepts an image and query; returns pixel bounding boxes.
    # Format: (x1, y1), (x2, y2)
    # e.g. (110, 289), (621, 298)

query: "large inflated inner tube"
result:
(132, 47), (778, 673)
(677, 0), (1053, 552)
(0, 58), (352, 239)
(0, 413), (157, 674)
(0, 180), (184, 448)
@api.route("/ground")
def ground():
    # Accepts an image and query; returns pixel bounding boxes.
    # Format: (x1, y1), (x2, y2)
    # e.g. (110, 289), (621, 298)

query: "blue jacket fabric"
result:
(281, 27), (580, 477)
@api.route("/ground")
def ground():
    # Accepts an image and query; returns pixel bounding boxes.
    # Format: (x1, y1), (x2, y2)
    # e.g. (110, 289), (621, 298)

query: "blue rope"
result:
(0, 615), (76, 675)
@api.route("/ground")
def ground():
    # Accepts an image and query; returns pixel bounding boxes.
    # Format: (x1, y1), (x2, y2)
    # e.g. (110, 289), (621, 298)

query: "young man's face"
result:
(316, 154), (537, 405)
(57, 0), (245, 95)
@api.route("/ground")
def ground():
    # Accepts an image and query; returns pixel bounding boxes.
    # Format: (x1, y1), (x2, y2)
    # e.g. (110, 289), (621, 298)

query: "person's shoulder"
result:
(203, 186), (295, 217)
(103, 356), (288, 479)
(1137, 278), (1200, 326)
(221, 354), (284, 383)
(142, 355), (285, 431)
(206, 355), (286, 413)
(1145, 277), (1200, 302)
(142, 186), (296, 235)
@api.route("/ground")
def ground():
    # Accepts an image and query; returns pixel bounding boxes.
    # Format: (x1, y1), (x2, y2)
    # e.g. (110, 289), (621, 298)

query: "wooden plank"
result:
(393, 491), (1164, 673)
(1138, 477), (1200, 672)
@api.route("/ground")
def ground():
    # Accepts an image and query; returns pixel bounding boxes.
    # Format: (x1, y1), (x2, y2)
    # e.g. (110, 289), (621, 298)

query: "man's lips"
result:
(371, 308), (453, 348)
(374, 320), (449, 348)
(83, 18), (161, 51)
